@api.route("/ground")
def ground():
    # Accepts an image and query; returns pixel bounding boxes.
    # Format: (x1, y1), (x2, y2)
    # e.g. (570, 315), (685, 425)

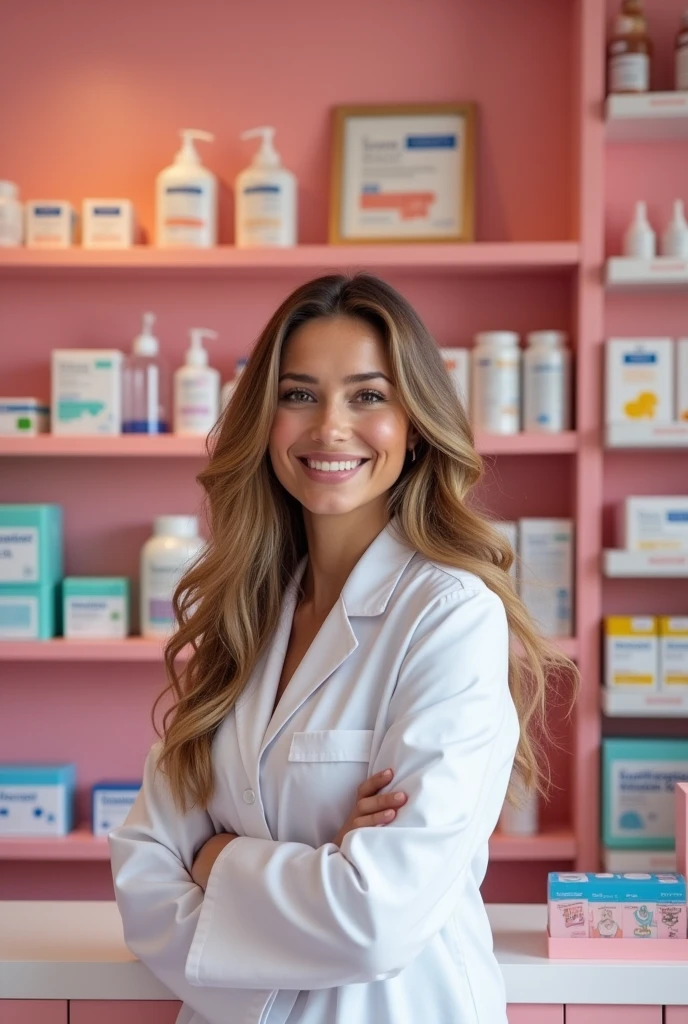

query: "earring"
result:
(411, 447), (416, 463)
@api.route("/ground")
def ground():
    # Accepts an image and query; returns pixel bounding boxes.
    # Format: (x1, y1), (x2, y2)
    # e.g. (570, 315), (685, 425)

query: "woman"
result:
(109, 273), (574, 1024)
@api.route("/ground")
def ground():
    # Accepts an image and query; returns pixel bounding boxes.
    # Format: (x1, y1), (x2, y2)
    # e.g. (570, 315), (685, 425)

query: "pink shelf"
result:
(0, 636), (579, 661)
(0, 242), (581, 275)
(0, 823), (575, 863)
(0, 432), (578, 458)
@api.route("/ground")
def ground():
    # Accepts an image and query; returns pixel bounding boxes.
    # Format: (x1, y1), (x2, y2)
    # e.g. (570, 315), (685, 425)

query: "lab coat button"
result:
(243, 789), (256, 804)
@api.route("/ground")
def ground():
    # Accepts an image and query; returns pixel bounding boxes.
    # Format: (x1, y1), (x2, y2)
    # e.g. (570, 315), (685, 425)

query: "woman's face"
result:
(269, 315), (417, 518)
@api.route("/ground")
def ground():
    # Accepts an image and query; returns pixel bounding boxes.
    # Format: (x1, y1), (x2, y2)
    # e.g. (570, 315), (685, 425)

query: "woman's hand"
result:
(191, 832), (238, 890)
(333, 769), (407, 847)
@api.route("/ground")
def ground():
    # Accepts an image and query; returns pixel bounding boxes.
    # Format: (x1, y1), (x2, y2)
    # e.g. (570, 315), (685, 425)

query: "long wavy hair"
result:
(155, 273), (578, 813)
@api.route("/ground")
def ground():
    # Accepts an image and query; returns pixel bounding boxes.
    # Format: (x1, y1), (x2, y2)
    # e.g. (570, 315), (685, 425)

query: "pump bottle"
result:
(235, 126), (297, 248)
(623, 200), (656, 259)
(122, 313), (170, 433)
(173, 328), (220, 436)
(156, 130), (217, 248)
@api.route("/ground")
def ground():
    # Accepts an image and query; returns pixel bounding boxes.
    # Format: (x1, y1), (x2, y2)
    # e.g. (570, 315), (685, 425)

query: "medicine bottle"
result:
(0, 182), (23, 247)
(471, 332), (521, 435)
(523, 331), (571, 433)
(140, 516), (205, 638)
(607, 9), (652, 94)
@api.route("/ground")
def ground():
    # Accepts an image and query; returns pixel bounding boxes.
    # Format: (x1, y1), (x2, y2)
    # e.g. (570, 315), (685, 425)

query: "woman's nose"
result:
(310, 400), (351, 443)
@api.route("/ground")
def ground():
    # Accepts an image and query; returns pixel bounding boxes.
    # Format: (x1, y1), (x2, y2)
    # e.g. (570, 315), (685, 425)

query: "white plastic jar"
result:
(471, 331), (521, 434)
(0, 181), (23, 246)
(499, 772), (539, 837)
(140, 516), (205, 638)
(523, 330), (571, 433)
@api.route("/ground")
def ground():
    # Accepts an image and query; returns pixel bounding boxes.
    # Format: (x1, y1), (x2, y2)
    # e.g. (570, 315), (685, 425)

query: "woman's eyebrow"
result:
(278, 371), (393, 384)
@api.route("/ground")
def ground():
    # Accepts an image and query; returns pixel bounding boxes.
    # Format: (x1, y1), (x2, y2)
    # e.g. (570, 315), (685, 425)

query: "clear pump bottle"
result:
(122, 313), (171, 433)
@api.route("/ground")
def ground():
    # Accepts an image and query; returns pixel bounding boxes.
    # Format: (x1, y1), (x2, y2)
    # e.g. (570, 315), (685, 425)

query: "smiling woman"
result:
(109, 272), (578, 1024)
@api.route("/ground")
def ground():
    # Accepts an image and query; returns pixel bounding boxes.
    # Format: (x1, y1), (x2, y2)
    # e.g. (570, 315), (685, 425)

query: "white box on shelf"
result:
(92, 782), (141, 837)
(604, 616), (658, 691)
(518, 519), (573, 637)
(0, 764), (75, 836)
(678, 338), (688, 422)
(51, 350), (123, 436)
(605, 338), (674, 424)
(604, 550), (688, 577)
(603, 687), (688, 717)
(25, 201), (75, 248)
(603, 846), (677, 873)
(438, 347), (470, 408)
(605, 421), (688, 447)
(659, 618), (688, 692)
(0, 398), (49, 436)
(620, 495), (688, 552)
(82, 199), (135, 249)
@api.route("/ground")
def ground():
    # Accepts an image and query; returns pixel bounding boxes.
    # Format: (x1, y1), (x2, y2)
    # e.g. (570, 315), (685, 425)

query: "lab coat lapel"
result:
(259, 597), (358, 754)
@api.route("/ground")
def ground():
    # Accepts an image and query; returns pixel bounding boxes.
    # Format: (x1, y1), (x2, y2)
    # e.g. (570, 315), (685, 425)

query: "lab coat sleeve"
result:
(108, 743), (281, 1024)
(185, 584), (519, 990)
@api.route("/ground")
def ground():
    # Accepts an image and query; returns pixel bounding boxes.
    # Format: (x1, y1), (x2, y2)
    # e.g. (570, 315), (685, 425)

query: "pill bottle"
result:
(471, 332), (521, 435)
(140, 516), (204, 638)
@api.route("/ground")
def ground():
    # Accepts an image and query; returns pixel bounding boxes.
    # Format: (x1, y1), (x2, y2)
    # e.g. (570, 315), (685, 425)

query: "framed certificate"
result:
(329, 103), (476, 245)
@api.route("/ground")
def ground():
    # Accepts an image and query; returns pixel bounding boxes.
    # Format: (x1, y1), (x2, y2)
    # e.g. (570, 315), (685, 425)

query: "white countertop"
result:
(0, 902), (687, 1006)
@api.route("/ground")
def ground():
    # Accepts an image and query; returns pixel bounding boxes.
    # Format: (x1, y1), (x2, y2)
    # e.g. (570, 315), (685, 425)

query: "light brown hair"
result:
(155, 273), (577, 813)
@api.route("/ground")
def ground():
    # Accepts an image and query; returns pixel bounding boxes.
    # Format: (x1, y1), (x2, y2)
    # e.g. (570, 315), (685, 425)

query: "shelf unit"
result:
(0, 431), (579, 458)
(0, 823), (576, 863)
(0, 0), (609, 901)
(602, 688), (688, 718)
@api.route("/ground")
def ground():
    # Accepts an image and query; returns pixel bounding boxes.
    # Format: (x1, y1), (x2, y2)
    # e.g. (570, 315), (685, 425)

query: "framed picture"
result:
(329, 103), (476, 245)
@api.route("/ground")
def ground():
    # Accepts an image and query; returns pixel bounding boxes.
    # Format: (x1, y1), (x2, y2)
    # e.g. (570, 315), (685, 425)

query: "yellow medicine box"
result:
(604, 616), (658, 691)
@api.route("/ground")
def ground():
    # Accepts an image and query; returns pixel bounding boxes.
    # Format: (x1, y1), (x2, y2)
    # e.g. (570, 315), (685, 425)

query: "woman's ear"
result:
(406, 426), (421, 451)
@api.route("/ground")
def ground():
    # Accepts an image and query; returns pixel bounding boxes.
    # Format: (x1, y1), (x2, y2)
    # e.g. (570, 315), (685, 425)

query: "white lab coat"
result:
(109, 520), (519, 1024)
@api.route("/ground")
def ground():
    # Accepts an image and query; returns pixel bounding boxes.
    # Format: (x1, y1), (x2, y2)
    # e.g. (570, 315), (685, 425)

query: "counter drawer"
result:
(69, 1002), (181, 1024)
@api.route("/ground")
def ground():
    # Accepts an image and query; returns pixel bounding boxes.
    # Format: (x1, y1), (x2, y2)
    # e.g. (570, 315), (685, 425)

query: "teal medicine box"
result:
(0, 504), (63, 585)
(62, 577), (130, 639)
(602, 738), (688, 850)
(0, 764), (76, 835)
(0, 583), (59, 640)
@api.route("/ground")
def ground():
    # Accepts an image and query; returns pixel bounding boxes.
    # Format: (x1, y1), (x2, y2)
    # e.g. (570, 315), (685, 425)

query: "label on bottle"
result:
(162, 185), (208, 245)
(677, 45), (688, 91)
(610, 52), (650, 93)
(0, 528), (38, 583)
(240, 184), (286, 246)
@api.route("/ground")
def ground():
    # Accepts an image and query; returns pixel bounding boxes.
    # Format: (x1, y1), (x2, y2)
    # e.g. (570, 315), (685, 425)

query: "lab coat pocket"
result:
(288, 729), (374, 762)
(285, 731), (374, 846)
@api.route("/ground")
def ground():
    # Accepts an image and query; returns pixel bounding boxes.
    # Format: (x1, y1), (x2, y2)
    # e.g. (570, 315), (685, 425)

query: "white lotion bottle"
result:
(0, 181), (23, 246)
(140, 516), (204, 638)
(221, 356), (248, 411)
(499, 772), (539, 837)
(523, 330), (571, 433)
(623, 200), (656, 258)
(235, 126), (297, 248)
(661, 199), (688, 258)
(156, 130), (217, 248)
(173, 328), (220, 436)
(471, 331), (521, 435)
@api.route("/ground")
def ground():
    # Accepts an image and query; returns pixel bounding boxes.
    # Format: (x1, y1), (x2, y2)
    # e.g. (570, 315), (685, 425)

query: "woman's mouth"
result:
(297, 456), (370, 482)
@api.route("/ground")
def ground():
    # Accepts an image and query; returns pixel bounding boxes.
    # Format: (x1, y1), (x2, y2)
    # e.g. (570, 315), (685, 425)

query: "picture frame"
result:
(329, 102), (476, 245)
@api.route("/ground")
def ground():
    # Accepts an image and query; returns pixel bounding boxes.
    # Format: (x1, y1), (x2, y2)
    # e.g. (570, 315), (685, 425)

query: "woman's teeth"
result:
(304, 459), (364, 472)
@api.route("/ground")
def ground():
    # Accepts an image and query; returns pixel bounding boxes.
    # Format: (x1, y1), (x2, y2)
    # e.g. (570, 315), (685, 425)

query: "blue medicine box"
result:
(92, 781), (141, 837)
(0, 764), (76, 836)
(0, 505), (63, 585)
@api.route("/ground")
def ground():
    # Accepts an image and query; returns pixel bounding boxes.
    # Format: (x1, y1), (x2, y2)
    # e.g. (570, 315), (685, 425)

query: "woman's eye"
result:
(281, 389), (314, 403)
(356, 389), (386, 404)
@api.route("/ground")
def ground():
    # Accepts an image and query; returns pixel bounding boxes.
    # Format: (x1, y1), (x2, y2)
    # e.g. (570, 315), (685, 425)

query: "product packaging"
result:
(0, 764), (76, 835)
(518, 519), (574, 637)
(0, 181), (23, 246)
(605, 616), (658, 691)
(548, 871), (687, 939)
(677, 338), (688, 422)
(236, 126), (297, 248)
(523, 330), (571, 432)
(82, 199), (135, 249)
(25, 201), (75, 248)
(605, 338), (674, 424)
(622, 200), (656, 258)
(173, 328), (220, 436)
(0, 398), (49, 436)
(676, 9), (688, 90)
(620, 496), (688, 552)
(220, 357), (248, 412)
(122, 313), (170, 434)
(602, 738), (688, 849)
(0, 504), (63, 585)
(62, 577), (129, 640)
(471, 331), (521, 435)
(156, 129), (217, 248)
(439, 348), (470, 408)
(659, 617), (688, 691)
(51, 350), (123, 436)
(661, 200), (688, 259)
(499, 771), (538, 836)
(0, 583), (59, 640)
(140, 516), (205, 637)
(608, 10), (652, 95)
(92, 781), (141, 837)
